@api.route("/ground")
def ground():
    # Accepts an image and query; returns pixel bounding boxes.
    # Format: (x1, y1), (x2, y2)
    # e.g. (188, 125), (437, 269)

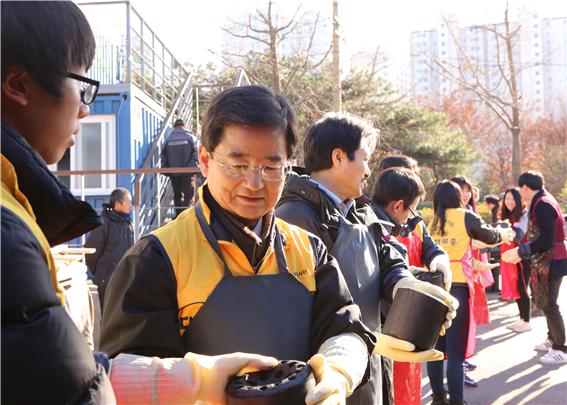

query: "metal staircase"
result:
(134, 72), (195, 238)
(79, 1), (197, 238)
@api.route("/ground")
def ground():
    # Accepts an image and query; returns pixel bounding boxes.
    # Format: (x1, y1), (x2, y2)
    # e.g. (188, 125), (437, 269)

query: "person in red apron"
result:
(502, 171), (567, 365)
(428, 180), (514, 405)
(370, 163), (452, 405)
(499, 187), (532, 333)
(101, 86), (379, 404)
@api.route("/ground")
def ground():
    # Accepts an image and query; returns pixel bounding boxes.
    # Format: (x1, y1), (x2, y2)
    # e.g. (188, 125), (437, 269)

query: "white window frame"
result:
(69, 115), (116, 196)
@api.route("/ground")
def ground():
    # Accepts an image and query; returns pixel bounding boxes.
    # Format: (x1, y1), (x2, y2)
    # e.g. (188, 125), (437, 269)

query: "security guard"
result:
(101, 85), (376, 404)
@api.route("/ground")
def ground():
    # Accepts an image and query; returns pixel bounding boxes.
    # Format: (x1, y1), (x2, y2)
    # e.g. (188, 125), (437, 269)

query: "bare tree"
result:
(331, 0), (341, 111)
(430, 3), (527, 181)
(220, 0), (331, 94)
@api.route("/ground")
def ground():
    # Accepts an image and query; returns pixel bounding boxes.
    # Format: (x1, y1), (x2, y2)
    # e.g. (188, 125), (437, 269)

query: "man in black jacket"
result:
(276, 113), (458, 405)
(102, 86), (379, 405)
(85, 188), (134, 311)
(161, 118), (200, 217)
(1, 2), (114, 403)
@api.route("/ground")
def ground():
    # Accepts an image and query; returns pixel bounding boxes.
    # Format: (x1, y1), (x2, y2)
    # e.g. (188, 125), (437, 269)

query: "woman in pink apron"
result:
(427, 180), (513, 405)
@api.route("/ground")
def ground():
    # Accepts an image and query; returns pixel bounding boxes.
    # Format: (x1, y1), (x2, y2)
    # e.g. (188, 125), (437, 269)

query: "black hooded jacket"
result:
(1, 122), (113, 404)
(276, 172), (411, 304)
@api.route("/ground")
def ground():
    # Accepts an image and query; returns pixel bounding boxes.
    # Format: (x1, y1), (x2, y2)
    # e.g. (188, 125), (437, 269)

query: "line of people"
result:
(2, 3), (565, 405)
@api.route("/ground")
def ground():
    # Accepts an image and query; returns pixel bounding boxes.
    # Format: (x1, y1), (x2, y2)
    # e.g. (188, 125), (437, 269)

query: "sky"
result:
(102, 0), (566, 68)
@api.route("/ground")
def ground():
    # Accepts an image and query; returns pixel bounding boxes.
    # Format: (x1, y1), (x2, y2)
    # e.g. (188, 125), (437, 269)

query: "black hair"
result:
(518, 171), (544, 191)
(431, 180), (463, 236)
(484, 195), (499, 205)
(201, 85), (297, 158)
(450, 175), (477, 213)
(378, 155), (419, 173)
(500, 187), (524, 223)
(303, 112), (378, 173)
(109, 188), (131, 209)
(371, 167), (425, 209)
(1, 1), (96, 98)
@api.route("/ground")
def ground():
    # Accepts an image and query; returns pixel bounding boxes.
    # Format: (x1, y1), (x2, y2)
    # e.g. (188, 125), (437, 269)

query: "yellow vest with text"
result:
(151, 190), (317, 334)
(0, 154), (66, 306)
(428, 208), (470, 284)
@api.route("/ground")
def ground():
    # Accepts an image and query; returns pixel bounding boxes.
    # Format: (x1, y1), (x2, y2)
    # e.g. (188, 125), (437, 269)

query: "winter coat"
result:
(276, 172), (411, 303)
(1, 122), (114, 404)
(85, 205), (133, 299)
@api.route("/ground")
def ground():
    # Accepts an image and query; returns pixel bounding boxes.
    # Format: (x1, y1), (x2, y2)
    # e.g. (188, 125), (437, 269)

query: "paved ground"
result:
(421, 280), (567, 405)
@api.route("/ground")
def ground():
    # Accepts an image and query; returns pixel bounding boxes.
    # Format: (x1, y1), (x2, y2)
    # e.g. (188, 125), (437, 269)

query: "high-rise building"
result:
(409, 15), (567, 119)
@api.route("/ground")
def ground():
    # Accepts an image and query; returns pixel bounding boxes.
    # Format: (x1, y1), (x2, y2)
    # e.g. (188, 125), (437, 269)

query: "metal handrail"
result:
(138, 72), (194, 172)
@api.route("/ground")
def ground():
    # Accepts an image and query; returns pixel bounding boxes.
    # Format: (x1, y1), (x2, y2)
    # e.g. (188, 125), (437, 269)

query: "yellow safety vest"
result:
(152, 187), (317, 333)
(428, 208), (471, 284)
(1, 154), (66, 306)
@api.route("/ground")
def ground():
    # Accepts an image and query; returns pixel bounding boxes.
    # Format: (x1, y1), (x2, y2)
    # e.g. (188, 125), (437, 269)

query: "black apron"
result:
(329, 216), (382, 405)
(182, 202), (314, 361)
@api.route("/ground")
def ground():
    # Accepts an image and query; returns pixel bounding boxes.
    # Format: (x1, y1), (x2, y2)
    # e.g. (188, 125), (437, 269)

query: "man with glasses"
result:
(1, 3), (318, 404)
(1, 2), (112, 403)
(101, 85), (377, 404)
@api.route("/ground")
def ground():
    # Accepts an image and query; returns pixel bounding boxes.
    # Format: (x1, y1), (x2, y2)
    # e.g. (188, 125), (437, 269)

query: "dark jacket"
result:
(85, 205), (134, 301)
(1, 122), (113, 404)
(277, 173), (411, 405)
(276, 173), (411, 308)
(371, 203), (446, 267)
(160, 126), (198, 177)
(519, 189), (567, 278)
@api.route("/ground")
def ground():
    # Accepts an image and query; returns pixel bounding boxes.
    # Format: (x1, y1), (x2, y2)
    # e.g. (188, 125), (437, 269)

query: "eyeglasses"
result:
(66, 72), (100, 105)
(210, 152), (290, 181)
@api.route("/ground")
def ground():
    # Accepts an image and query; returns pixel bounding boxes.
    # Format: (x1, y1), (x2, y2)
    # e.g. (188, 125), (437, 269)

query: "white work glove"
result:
(472, 258), (500, 272)
(110, 352), (278, 405)
(428, 254), (452, 291)
(393, 277), (459, 336)
(496, 227), (516, 244)
(306, 354), (351, 405)
(373, 332), (444, 362)
(186, 352), (279, 404)
(407, 265), (424, 276)
(501, 247), (522, 264)
(305, 333), (368, 405)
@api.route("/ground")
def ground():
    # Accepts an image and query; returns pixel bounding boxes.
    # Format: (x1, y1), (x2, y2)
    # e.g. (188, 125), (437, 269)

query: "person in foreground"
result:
(502, 171), (567, 364)
(1, 2), (281, 403)
(101, 86), (377, 404)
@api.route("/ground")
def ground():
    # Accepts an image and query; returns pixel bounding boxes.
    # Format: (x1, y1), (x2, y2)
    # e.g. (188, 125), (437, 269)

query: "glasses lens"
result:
(262, 165), (289, 181)
(83, 84), (96, 104)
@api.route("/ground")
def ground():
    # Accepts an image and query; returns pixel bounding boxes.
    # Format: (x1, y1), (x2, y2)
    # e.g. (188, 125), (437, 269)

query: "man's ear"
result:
(198, 145), (210, 177)
(331, 148), (344, 167)
(393, 199), (405, 212)
(2, 67), (31, 107)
